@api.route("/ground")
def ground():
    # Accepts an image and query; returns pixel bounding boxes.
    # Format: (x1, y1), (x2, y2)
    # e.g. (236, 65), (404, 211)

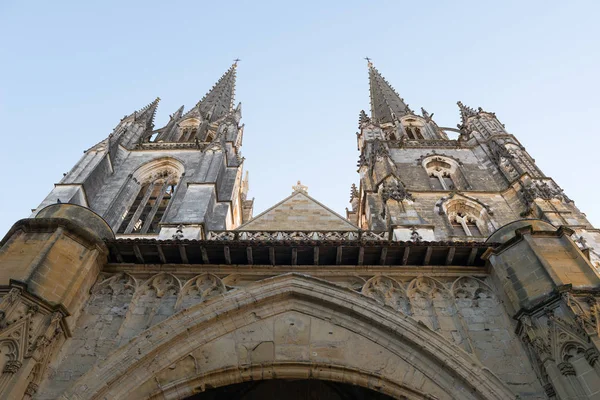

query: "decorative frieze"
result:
(206, 230), (389, 241)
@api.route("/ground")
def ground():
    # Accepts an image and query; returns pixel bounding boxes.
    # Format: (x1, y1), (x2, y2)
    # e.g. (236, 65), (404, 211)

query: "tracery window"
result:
(443, 199), (495, 238)
(451, 213), (482, 236)
(423, 156), (464, 190)
(118, 171), (179, 234)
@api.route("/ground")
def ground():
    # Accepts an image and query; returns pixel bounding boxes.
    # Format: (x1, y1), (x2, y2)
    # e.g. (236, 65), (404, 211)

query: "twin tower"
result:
(32, 61), (598, 248)
(1, 61), (600, 399)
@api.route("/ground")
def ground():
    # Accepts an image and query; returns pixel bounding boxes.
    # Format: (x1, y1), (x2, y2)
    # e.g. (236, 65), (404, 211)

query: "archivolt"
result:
(61, 273), (514, 400)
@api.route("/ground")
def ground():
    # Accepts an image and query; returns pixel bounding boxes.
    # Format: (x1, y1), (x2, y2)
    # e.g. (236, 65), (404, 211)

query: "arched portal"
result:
(185, 378), (395, 399)
(61, 274), (515, 400)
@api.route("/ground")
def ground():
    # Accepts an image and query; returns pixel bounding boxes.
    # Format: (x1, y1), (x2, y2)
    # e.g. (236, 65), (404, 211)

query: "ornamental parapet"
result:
(207, 230), (389, 241)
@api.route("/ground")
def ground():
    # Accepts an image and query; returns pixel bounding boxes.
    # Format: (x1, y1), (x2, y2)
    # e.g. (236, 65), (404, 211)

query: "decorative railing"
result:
(206, 230), (389, 241)
(388, 139), (462, 149)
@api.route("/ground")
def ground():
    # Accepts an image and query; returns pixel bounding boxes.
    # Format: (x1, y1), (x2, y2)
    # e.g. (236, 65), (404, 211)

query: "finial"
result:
(233, 58), (241, 67)
(350, 183), (359, 201)
(358, 110), (370, 126)
(364, 56), (373, 68)
(292, 180), (308, 194)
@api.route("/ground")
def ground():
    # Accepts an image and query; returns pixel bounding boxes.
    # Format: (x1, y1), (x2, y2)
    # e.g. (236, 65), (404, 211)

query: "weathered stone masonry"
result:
(0, 61), (600, 399)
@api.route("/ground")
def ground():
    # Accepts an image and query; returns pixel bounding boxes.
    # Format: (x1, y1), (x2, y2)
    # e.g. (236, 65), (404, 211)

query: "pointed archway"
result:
(61, 274), (515, 400)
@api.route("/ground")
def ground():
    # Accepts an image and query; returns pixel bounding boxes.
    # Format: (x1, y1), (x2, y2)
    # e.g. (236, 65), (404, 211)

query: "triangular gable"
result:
(237, 191), (359, 231)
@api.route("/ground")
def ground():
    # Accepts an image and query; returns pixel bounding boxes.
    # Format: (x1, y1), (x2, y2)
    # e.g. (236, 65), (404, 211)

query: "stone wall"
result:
(38, 270), (543, 399)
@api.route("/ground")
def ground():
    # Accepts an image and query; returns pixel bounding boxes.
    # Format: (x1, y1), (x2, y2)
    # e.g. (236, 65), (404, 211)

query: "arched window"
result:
(404, 125), (424, 140)
(423, 156), (466, 190)
(178, 118), (200, 142)
(118, 170), (179, 234)
(450, 213), (482, 236)
(402, 118), (426, 140)
(443, 198), (496, 238)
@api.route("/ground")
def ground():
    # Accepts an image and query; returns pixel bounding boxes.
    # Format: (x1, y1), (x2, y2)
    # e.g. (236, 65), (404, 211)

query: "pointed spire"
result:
(367, 61), (412, 125)
(171, 105), (184, 120)
(358, 110), (370, 126)
(133, 97), (160, 131)
(457, 101), (478, 126)
(197, 62), (238, 121)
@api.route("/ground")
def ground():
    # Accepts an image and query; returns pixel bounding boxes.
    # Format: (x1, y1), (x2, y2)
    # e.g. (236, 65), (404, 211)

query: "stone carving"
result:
(91, 273), (137, 298)
(0, 289), (21, 329)
(138, 273), (180, 298)
(207, 231), (236, 240)
(585, 347), (599, 366)
(521, 180), (570, 214)
(558, 361), (576, 376)
(176, 274), (226, 309)
(361, 231), (389, 241)
(407, 277), (452, 332)
(452, 277), (496, 307)
(380, 179), (413, 203)
(27, 312), (64, 362)
(207, 230), (386, 241)
(2, 360), (21, 374)
(410, 227), (423, 243)
(349, 183), (359, 201)
(292, 180), (308, 194)
(361, 276), (411, 315)
(172, 224), (184, 240)
(389, 139), (460, 149)
(562, 292), (598, 336)
(24, 381), (38, 396)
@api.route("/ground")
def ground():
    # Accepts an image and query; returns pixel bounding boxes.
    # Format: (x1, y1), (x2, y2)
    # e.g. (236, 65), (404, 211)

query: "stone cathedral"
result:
(1, 60), (600, 400)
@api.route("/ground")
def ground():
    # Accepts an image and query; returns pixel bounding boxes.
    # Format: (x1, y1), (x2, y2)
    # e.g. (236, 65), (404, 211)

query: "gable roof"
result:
(236, 190), (359, 231)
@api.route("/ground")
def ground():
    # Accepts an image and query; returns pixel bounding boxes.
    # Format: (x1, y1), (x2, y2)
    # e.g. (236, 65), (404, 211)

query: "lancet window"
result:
(178, 118), (200, 143)
(402, 118), (426, 140)
(118, 171), (179, 234)
(450, 213), (483, 236)
(405, 125), (424, 140)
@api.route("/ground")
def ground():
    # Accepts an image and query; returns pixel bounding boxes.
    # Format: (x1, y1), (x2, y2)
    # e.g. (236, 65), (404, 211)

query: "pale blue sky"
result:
(1, 1), (599, 235)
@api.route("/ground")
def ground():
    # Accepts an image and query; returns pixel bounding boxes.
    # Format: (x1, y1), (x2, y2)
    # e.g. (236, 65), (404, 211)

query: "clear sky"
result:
(1, 1), (599, 236)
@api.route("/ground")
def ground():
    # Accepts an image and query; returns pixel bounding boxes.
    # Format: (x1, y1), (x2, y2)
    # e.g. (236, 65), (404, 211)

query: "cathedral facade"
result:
(1, 61), (600, 399)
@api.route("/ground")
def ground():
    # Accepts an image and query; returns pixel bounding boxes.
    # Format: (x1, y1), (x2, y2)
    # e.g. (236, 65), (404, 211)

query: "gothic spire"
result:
(457, 101), (478, 126)
(171, 105), (184, 121)
(133, 97), (160, 131)
(368, 61), (412, 125)
(197, 62), (238, 122)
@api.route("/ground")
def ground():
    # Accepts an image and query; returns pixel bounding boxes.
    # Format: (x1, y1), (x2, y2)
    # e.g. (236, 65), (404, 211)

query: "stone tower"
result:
(33, 61), (253, 239)
(0, 61), (600, 399)
(349, 61), (596, 250)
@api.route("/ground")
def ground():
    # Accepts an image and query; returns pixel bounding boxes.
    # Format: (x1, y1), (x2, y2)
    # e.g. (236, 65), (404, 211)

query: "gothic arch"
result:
(361, 275), (411, 315)
(62, 274), (514, 400)
(421, 155), (469, 190)
(451, 277), (496, 304)
(437, 195), (498, 238)
(131, 157), (185, 184)
(91, 272), (137, 298)
(175, 273), (226, 310)
(116, 158), (185, 234)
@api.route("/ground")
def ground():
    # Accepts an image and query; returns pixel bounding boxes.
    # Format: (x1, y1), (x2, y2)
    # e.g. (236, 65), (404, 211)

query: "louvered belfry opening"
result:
(118, 172), (177, 234)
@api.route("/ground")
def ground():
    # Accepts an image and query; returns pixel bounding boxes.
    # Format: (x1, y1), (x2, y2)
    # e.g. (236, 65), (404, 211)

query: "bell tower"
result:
(349, 60), (598, 262)
(33, 62), (253, 240)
